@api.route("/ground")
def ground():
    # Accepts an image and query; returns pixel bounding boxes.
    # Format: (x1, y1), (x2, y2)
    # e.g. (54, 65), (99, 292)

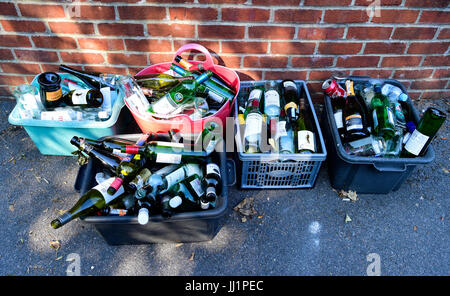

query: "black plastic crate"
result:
(322, 76), (435, 194)
(74, 134), (234, 245)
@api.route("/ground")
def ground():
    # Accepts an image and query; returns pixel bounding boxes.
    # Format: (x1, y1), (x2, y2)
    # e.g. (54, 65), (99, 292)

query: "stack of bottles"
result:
(124, 55), (236, 120)
(237, 80), (317, 154)
(323, 78), (446, 158)
(51, 129), (223, 229)
(14, 65), (120, 122)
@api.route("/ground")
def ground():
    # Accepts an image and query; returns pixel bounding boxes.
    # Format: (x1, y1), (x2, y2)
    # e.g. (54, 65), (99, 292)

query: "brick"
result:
(148, 24), (195, 38)
(148, 53), (177, 65)
(1, 20), (46, 33)
(18, 4), (65, 18)
(248, 26), (295, 40)
(2, 63), (41, 74)
(419, 11), (450, 24)
(271, 42), (316, 55)
(318, 42), (362, 55)
(0, 49), (14, 60)
(169, 7), (218, 21)
(98, 23), (144, 37)
(60, 52), (105, 64)
(309, 70), (350, 81)
(222, 8), (270, 22)
(107, 53), (147, 66)
(49, 22), (95, 35)
(305, 0), (352, 5)
(393, 69), (434, 80)
(253, 0), (299, 4)
(422, 56), (450, 67)
(410, 80), (447, 90)
(32, 36), (78, 49)
(0, 86), (12, 96)
(291, 57), (334, 68)
(407, 42), (450, 54)
(78, 38), (124, 51)
(404, 0), (449, 7)
(265, 71), (307, 80)
(197, 0), (245, 3)
(15, 50), (59, 63)
(381, 56), (422, 67)
(235, 70), (262, 81)
(371, 10), (419, 23)
(354, 0), (402, 5)
(296, 27), (345, 40)
(336, 56), (380, 68)
(173, 40), (220, 54)
(351, 69), (393, 78)
(392, 27), (438, 40)
(305, 82), (323, 95)
(438, 29), (450, 40)
(213, 55), (242, 68)
(0, 2), (17, 16)
(222, 41), (268, 54)
(0, 35), (32, 48)
(433, 69), (450, 79)
(125, 39), (172, 52)
(274, 9), (322, 23)
(0, 75), (27, 86)
(40, 64), (61, 73)
(347, 26), (393, 40)
(84, 66), (129, 75)
(243, 56), (288, 68)
(118, 6), (166, 20)
(323, 10), (369, 23)
(198, 25), (245, 39)
(364, 42), (406, 54)
(76, 5), (115, 20)
(420, 90), (450, 100)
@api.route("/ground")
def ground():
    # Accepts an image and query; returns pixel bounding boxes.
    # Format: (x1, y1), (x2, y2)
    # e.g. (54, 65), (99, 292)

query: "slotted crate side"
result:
(234, 81), (326, 189)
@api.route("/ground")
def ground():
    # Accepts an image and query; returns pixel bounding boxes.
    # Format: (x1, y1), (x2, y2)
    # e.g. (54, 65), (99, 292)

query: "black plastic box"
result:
(322, 77), (435, 194)
(74, 134), (233, 245)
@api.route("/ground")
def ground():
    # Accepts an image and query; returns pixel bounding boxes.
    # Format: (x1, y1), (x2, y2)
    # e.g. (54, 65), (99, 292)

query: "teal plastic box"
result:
(8, 73), (129, 156)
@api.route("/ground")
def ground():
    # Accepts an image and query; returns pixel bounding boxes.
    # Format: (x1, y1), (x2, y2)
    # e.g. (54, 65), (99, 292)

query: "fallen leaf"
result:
(413, 225), (418, 231)
(49, 240), (61, 251)
(43, 208), (49, 213)
(257, 215), (264, 219)
(234, 197), (258, 218)
(337, 190), (358, 202)
(175, 243), (183, 247)
(58, 209), (67, 216)
(42, 178), (49, 184)
(188, 252), (195, 261)
(9, 204), (14, 212)
(241, 216), (247, 223)
(55, 256), (63, 261)
(345, 214), (352, 223)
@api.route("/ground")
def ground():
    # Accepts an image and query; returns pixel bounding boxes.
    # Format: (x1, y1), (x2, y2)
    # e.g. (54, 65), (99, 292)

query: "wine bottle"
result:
(278, 109), (295, 154)
(402, 107), (446, 157)
(62, 88), (104, 108)
(51, 177), (125, 229)
(204, 156), (221, 203)
(296, 97), (316, 154)
(147, 71), (212, 115)
(70, 136), (121, 174)
(107, 154), (143, 195)
(129, 167), (152, 192)
(160, 195), (182, 218)
(137, 198), (153, 225)
(167, 183), (203, 213)
(59, 65), (116, 90)
(281, 80), (299, 123)
(134, 73), (194, 89)
(264, 81), (281, 121)
(96, 207), (128, 216)
(370, 85), (396, 140)
(343, 80), (370, 142)
(243, 91), (264, 153)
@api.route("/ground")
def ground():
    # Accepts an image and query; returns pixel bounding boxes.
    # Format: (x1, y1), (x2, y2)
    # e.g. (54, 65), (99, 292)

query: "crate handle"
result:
(173, 43), (215, 71)
(373, 163), (407, 172)
(226, 158), (236, 187)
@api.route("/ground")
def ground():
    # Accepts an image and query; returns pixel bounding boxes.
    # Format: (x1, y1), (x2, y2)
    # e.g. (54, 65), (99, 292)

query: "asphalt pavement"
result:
(0, 98), (448, 276)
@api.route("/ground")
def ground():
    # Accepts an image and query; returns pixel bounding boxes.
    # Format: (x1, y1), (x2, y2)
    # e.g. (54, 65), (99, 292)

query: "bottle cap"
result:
(238, 114), (245, 125)
(374, 85), (381, 93)
(169, 196), (182, 208)
(200, 201), (210, 210)
(398, 93), (408, 102)
(137, 208), (149, 225)
(406, 121), (416, 133)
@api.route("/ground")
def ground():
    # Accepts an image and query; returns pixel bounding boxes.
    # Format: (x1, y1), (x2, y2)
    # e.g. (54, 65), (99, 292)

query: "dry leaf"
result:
(241, 216), (247, 223)
(188, 252), (195, 261)
(345, 214), (352, 223)
(175, 243), (183, 247)
(337, 190), (358, 202)
(55, 256), (63, 261)
(43, 208), (49, 213)
(413, 225), (418, 231)
(49, 240), (61, 251)
(58, 209), (67, 215)
(9, 204), (14, 212)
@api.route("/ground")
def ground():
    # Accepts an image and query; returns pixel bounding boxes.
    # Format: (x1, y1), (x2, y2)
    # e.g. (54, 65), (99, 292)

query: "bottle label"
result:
(275, 121), (288, 140)
(386, 107), (395, 126)
(244, 113), (263, 138)
(206, 163), (221, 177)
(334, 109), (344, 129)
(71, 89), (89, 105)
(249, 89), (262, 101)
(109, 177), (123, 191)
(372, 110), (379, 130)
(125, 146), (140, 154)
(156, 153), (182, 164)
(190, 178), (205, 197)
(127, 93), (149, 114)
(45, 88), (63, 102)
(150, 95), (177, 114)
(109, 209), (127, 216)
(40, 110), (72, 121)
(404, 130), (429, 156)
(264, 90), (280, 108)
(165, 167), (186, 189)
(283, 81), (297, 89)
(94, 177), (125, 204)
(298, 130), (315, 152)
(345, 114), (363, 131)
(207, 91), (225, 104)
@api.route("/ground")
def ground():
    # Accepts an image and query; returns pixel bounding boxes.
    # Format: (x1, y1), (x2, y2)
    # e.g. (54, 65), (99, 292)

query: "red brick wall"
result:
(0, 0), (449, 101)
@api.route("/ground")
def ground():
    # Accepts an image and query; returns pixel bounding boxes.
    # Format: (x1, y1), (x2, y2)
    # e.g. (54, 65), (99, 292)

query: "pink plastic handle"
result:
(173, 43), (215, 70)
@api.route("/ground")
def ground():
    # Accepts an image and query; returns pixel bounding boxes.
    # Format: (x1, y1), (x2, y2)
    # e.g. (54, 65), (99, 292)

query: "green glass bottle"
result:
(342, 80), (370, 142)
(107, 154), (143, 195)
(402, 107), (446, 157)
(370, 85), (396, 139)
(51, 177), (125, 229)
(147, 71), (212, 115)
(295, 97), (316, 154)
(134, 73), (194, 89)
